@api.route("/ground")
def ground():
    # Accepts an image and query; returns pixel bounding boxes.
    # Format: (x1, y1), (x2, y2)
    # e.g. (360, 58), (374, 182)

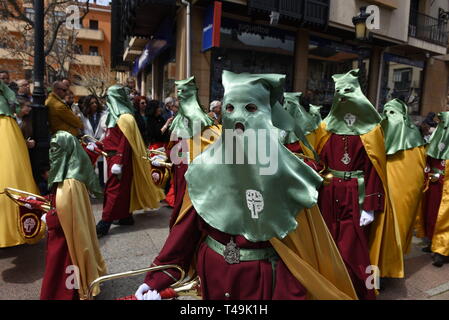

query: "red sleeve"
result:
(144, 208), (202, 291)
(363, 157), (384, 212)
(110, 130), (130, 166)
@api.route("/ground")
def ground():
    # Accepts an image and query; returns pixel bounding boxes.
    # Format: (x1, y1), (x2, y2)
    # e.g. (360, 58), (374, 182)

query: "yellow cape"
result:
(315, 122), (404, 278)
(416, 159), (449, 256)
(387, 146), (426, 254)
(56, 179), (107, 299)
(0, 116), (39, 248)
(117, 114), (165, 212)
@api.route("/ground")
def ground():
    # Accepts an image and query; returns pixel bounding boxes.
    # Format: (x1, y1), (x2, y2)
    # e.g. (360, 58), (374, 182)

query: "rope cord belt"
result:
(328, 169), (365, 209)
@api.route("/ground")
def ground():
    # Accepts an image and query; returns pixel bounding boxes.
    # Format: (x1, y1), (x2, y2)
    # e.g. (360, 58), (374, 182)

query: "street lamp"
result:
(30, 0), (49, 181)
(352, 6), (372, 42)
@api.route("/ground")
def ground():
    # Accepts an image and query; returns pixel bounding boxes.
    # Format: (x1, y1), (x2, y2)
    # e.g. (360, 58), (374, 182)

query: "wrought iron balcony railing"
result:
(409, 10), (448, 46)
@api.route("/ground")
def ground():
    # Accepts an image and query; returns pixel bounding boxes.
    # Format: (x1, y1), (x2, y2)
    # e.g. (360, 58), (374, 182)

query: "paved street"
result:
(0, 200), (448, 300)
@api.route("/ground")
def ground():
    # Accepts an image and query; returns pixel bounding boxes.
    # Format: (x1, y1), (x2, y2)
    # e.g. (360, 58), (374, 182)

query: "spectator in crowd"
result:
(64, 90), (75, 109)
(421, 112), (438, 143)
(71, 96), (84, 118)
(16, 79), (33, 102)
(147, 100), (172, 147)
(80, 95), (108, 187)
(0, 70), (18, 93)
(133, 96), (149, 145)
(45, 81), (83, 136)
(126, 77), (139, 99)
(208, 100), (222, 125)
(15, 97), (35, 149)
(161, 96), (177, 121)
(38, 165), (50, 196)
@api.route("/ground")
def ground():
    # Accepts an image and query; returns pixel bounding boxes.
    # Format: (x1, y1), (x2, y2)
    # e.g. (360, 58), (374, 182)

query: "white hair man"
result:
(208, 100), (222, 125)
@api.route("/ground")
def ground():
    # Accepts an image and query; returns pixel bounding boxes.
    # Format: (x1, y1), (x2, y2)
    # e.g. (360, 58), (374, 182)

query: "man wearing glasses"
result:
(45, 81), (83, 136)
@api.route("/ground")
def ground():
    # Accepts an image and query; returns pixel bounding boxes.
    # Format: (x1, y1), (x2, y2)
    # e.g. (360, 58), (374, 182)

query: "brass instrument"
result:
(143, 148), (173, 169)
(87, 264), (201, 300)
(3, 187), (52, 212)
(79, 135), (108, 157)
(429, 172), (441, 183)
(294, 153), (333, 186)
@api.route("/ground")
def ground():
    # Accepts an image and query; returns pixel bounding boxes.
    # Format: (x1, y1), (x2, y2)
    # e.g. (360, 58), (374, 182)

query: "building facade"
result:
(111, 0), (449, 117)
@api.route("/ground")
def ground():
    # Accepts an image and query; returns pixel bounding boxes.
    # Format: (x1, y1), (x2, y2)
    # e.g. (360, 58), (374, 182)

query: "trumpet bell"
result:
(322, 173), (334, 186)
(429, 173), (440, 183)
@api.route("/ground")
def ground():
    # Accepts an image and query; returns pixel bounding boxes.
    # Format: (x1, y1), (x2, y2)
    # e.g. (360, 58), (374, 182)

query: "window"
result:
(89, 46), (99, 56)
(393, 68), (412, 91)
(25, 8), (35, 22)
(89, 20), (99, 30)
(75, 44), (83, 54)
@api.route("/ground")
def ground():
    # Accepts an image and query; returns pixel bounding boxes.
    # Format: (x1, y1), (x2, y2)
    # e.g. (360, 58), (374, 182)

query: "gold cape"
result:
(387, 146), (426, 254)
(415, 159), (449, 256)
(315, 122), (404, 278)
(56, 179), (107, 299)
(117, 114), (165, 212)
(0, 116), (39, 247)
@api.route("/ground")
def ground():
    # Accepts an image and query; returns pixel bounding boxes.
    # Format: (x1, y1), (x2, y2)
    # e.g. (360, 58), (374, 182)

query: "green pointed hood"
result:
(105, 84), (133, 128)
(282, 92), (318, 144)
(427, 112), (449, 160)
(184, 71), (323, 242)
(48, 131), (102, 197)
(0, 80), (18, 117)
(309, 104), (323, 127)
(381, 99), (425, 155)
(324, 69), (382, 135)
(170, 76), (214, 139)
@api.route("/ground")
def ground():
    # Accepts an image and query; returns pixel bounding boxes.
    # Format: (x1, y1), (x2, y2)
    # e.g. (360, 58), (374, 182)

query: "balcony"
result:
(76, 28), (104, 41)
(409, 11), (448, 47)
(73, 54), (103, 66)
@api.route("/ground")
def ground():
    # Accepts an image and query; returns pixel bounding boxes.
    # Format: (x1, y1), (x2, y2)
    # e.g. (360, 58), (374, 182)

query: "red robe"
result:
(168, 163), (188, 229)
(102, 125), (133, 222)
(318, 134), (384, 300)
(285, 142), (302, 154)
(144, 208), (307, 300)
(422, 157), (445, 239)
(40, 194), (78, 300)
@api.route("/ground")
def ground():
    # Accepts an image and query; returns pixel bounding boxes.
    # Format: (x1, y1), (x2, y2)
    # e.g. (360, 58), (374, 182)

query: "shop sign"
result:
(202, 1), (222, 52)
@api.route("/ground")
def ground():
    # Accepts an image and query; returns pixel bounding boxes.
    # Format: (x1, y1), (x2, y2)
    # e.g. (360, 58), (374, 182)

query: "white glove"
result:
(111, 164), (122, 175)
(41, 213), (47, 224)
(135, 283), (151, 300)
(143, 290), (161, 300)
(26, 196), (37, 201)
(150, 154), (167, 167)
(86, 142), (97, 152)
(360, 210), (375, 227)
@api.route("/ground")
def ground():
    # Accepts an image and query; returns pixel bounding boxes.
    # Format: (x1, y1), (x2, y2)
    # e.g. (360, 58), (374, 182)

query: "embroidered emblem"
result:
(223, 238), (240, 264)
(341, 153), (351, 165)
(344, 113), (356, 127)
(424, 166), (430, 173)
(246, 190), (264, 219)
(23, 217), (36, 233)
(438, 143), (446, 152)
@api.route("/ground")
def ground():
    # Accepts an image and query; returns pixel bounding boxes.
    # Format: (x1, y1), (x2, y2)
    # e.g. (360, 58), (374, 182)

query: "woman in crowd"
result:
(133, 96), (149, 145)
(15, 97), (35, 149)
(146, 100), (172, 149)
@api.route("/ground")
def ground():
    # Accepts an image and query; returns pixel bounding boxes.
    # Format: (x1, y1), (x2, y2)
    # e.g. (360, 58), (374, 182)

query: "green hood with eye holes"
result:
(381, 99), (425, 155)
(0, 80), (17, 117)
(309, 104), (323, 128)
(105, 85), (134, 128)
(48, 131), (103, 197)
(282, 92), (317, 144)
(427, 112), (449, 160)
(170, 76), (214, 139)
(324, 69), (382, 135)
(184, 71), (323, 242)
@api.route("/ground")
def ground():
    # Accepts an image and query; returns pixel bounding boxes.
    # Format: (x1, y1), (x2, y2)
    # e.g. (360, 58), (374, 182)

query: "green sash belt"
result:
(205, 236), (279, 291)
(328, 169), (365, 210)
(431, 168), (445, 176)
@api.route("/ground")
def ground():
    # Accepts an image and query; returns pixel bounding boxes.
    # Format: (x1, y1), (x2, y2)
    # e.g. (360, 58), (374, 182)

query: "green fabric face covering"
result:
(185, 71), (323, 242)
(427, 112), (449, 160)
(324, 69), (381, 135)
(48, 131), (102, 197)
(105, 85), (133, 128)
(309, 104), (323, 128)
(0, 80), (18, 117)
(282, 92), (317, 144)
(170, 76), (214, 139)
(381, 99), (425, 155)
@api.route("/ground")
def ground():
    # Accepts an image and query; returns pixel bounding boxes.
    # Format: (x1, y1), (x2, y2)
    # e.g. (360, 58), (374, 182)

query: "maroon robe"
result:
(285, 142), (302, 154)
(423, 157), (445, 239)
(102, 125), (133, 222)
(144, 208), (307, 300)
(318, 134), (384, 300)
(168, 163), (188, 229)
(40, 194), (79, 300)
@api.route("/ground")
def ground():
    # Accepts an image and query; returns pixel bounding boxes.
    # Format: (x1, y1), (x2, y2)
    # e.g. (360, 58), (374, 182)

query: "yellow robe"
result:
(0, 116), (39, 247)
(315, 122), (404, 278)
(117, 114), (165, 212)
(415, 159), (449, 256)
(387, 146), (426, 254)
(56, 179), (107, 299)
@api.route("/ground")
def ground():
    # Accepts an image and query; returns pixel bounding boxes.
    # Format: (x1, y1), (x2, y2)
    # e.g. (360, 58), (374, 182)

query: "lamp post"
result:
(352, 6), (372, 42)
(30, 0), (49, 181)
